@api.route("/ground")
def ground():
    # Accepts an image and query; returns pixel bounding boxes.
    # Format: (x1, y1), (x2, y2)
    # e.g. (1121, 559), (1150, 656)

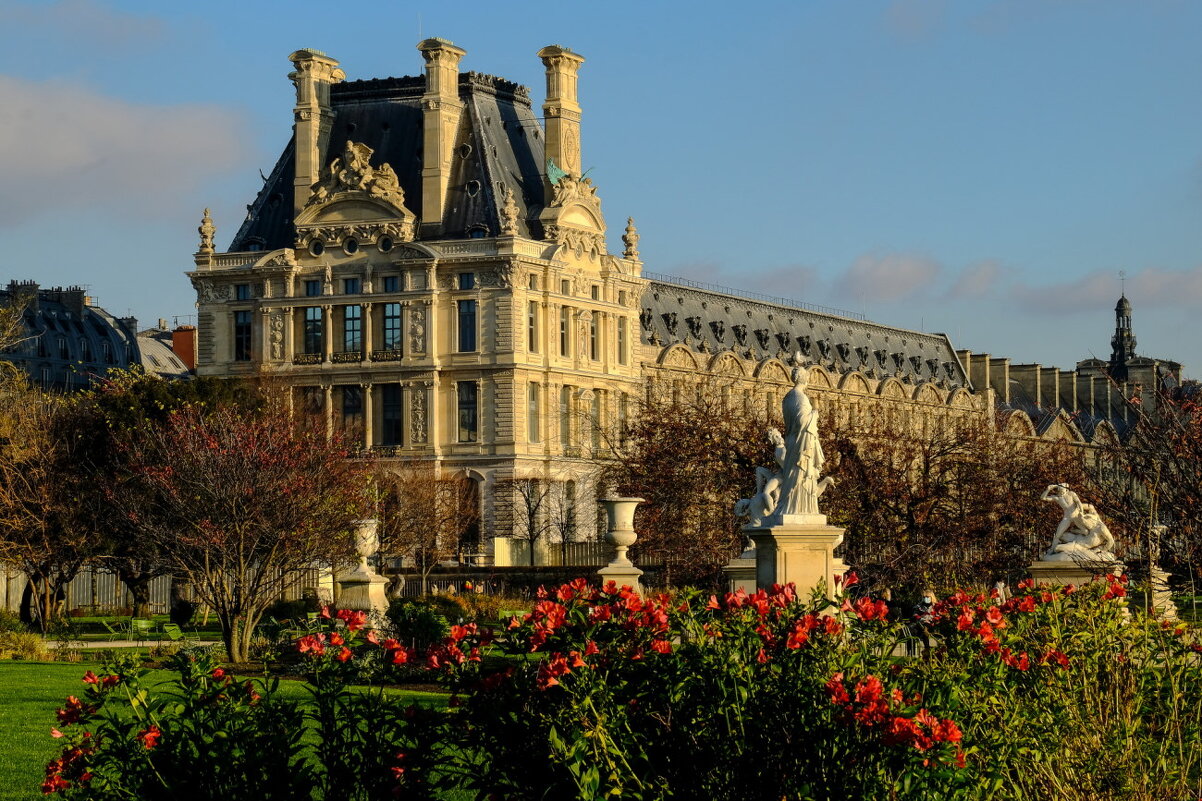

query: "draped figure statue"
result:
(773, 361), (826, 518)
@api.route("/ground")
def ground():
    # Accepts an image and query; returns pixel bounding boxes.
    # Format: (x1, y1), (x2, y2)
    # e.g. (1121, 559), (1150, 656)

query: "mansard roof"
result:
(230, 72), (546, 252)
(638, 275), (968, 388)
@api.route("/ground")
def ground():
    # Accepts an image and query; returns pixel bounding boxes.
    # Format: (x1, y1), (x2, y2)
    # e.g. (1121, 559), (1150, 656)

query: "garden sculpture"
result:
(1039, 483), (1117, 562)
(735, 354), (834, 525)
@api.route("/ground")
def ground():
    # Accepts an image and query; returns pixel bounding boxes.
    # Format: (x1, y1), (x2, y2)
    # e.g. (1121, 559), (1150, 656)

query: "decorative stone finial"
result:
(499, 185), (519, 236)
(622, 216), (640, 259)
(198, 208), (215, 254)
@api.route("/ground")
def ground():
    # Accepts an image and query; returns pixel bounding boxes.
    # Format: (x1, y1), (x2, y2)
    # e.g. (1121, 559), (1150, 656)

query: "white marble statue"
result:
(774, 357), (829, 518)
(735, 354), (833, 526)
(1039, 483), (1117, 562)
(734, 428), (786, 526)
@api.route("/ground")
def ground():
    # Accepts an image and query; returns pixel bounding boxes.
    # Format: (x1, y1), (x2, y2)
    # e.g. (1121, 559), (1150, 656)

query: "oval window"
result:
(377, 236), (394, 253)
(343, 238), (359, 255)
(309, 240), (325, 257)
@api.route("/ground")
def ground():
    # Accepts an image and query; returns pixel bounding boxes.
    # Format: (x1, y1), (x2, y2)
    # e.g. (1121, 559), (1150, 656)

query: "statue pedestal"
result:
(1027, 558), (1123, 587)
(1150, 567), (1178, 620)
(747, 520), (845, 599)
(336, 567), (390, 616)
(721, 552), (757, 594)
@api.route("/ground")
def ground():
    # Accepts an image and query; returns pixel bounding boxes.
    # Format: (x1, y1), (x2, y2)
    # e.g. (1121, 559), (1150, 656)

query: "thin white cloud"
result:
(945, 259), (1001, 299)
(834, 251), (942, 302)
(0, 75), (247, 226)
(1011, 265), (1202, 313)
(0, 0), (164, 46)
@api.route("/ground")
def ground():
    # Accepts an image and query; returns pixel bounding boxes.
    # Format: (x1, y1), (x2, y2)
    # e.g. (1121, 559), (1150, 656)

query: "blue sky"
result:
(1, 0), (1198, 374)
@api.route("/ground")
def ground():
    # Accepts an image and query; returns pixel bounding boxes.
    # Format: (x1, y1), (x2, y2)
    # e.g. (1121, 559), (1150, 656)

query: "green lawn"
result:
(0, 662), (448, 801)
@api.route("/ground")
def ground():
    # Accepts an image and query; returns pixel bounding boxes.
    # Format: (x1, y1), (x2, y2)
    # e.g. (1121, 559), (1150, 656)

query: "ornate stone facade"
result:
(187, 41), (1142, 553)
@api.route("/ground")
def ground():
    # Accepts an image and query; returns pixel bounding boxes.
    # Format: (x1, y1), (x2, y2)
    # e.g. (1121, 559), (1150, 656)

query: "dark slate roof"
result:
(0, 282), (140, 391)
(639, 276), (968, 388)
(229, 72), (545, 252)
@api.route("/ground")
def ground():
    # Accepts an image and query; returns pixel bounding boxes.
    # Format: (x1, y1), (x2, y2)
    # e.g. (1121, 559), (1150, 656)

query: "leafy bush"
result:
(43, 578), (1202, 800)
(0, 629), (49, 660)
(384, 598), (449, 652)
(0, 608), (27, 633)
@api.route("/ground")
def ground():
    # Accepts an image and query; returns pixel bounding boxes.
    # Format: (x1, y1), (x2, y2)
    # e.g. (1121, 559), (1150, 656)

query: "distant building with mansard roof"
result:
(187, 40), (1176, 551)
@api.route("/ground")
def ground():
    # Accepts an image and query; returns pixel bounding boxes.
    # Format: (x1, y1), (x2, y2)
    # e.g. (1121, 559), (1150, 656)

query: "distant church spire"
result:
(1109, 286), (1137, 382)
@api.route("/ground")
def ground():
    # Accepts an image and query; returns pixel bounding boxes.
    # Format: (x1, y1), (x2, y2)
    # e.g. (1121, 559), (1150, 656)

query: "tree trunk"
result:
(122, 572), (154, 618)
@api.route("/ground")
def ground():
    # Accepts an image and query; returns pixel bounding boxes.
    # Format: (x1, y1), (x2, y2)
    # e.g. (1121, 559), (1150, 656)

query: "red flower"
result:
(1017, 596), (1036, 613)
(138, 725), (162, 750)
(1017, 578), (1034, 590)
(365, 629), (380, 645)
(956, 610), (975, 631)
(328, 632), (344, 646)
(81, 671), (99, 685)
(298, 634), (326, 656)
(825, 673), (849, 704)
(984, 606), (1004, 626)
(584, 640), (599, 656)
(842, 572), (860, 588)
(211, 668), (227, 681)
(336, 609), (368, 631)
(650, 639), (672, 655)
(706, 595), (721, 610)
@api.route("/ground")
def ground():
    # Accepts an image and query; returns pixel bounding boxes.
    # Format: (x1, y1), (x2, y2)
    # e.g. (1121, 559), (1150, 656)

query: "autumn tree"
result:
(115, 403), (370, 662)
(822, 408), (1102, 593)
(376, 462), (481, 594)
(602, 378), (776, 586)
(1105, 388), (1202, 584)
(494, 477), (556, 566)
(61, 370), (264, 617)
(0, 384), (99, 628)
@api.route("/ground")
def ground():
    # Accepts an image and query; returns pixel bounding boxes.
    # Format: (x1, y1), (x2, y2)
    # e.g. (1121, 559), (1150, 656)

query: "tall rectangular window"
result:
(235, 284), (252, 301)
(457, 299), (477, 352)
(382, 303), (402, 351)
(560, 279), (571, 295)
(591, 391), (602, 449)
(382, 275), (399, 293)
(303, 307), (323, 354)
(234, 310), (253, 361)
(305, 280), (322, 297)
(590, 285), (600, 300)
(527, 383), (540, 443)
(343, 305), (362, 353)
(560, 385), (572, 447)
(618, 393), (629, 444)
(527, 301), (538, 353)
(381, 384), (402, 446)
(618, 318), (629, 365)
(342, 386), (363, 444)
(343, 277), (361, 295)
(589, 312), (598, 361)
(458, 272), (476, 290)
(457, 381), (478, 443)
(559, 307), (570, 356)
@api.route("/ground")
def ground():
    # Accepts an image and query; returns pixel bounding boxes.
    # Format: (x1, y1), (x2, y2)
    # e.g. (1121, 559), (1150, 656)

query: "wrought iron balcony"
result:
(371, 349), (403, 362)
(292, 353), (322, 365)
(331, 351), (364, 364)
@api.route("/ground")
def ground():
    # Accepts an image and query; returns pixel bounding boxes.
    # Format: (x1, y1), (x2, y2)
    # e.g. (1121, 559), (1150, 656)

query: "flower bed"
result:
(43, 577), (1202, 800)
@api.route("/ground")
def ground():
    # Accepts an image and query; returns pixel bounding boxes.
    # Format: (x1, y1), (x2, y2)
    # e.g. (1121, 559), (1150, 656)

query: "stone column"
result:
(322, 304), (333, 362)
(362, 302), (373, 358)
(283, 306), (295, 362)
(362, 382), (374, 448)
(323, 383), (334, 440)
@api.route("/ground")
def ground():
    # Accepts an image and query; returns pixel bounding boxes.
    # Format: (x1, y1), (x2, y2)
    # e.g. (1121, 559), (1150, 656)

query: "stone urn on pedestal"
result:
(336, 518), (390, 617)
(597, 497), (645, 595)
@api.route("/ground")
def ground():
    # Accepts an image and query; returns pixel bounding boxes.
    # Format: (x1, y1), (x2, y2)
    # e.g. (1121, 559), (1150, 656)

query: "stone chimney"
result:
(417, 38), (467, 238)
(288, 49), (345, 219)
(172, 325), (197, 372)
(988, 357), (1011, 404)
(538, 45), (585, 194)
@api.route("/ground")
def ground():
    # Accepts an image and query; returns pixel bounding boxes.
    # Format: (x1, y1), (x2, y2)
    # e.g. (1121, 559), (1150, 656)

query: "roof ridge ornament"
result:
(622, 217), (639, 259)
(499, 184), (519, 236)
(197, 208), (215, 255)
(307, 141), (407, 210)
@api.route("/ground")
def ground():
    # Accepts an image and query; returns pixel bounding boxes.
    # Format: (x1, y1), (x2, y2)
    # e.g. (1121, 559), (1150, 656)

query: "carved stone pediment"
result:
(540, 173), (607, 253)
(296, 141), (416, 246)
(254, 249), (298, 270)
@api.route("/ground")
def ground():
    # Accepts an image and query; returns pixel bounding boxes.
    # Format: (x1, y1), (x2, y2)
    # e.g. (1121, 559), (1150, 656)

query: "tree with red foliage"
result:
(115, 403), (370, 662)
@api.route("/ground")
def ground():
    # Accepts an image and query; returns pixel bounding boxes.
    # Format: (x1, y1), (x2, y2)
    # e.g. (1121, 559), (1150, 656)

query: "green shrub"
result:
(0, 629), (49, 660)
(384, 598), (448, 652)
(0, 608), (27, 633)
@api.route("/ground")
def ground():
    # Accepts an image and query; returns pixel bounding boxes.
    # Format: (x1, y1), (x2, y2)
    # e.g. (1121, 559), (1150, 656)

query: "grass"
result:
(0, 661), (449, 801)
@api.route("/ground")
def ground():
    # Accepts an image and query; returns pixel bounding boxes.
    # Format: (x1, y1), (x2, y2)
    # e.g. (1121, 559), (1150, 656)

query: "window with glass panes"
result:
(382, 275), (399, 292)
(305, 280), (322, 297)
(559, 307), (570, 355)
(303, 307), (323, 354)
(380, 384), (402, 446)
(527, 383), (540, 443)
(527, 301), (538, 352)
(589, 312), (598, 360)
(457, 381), (478, 442)
(457, 300), (477, 352)
(382, 303), (401, 351)
(618, 318), (628, 365)
(560, 385), (572, 446)
(343, 305), (362, 353)
(234, 310), (253, 361)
